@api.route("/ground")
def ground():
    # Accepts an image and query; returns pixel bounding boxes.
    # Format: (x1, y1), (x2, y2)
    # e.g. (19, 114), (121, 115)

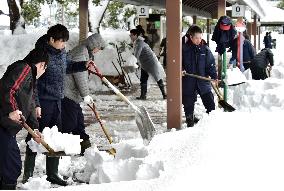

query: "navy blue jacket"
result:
(182, 40), (217, 96)
(231, 38), (255, 67)
(36, 35), (87, 102)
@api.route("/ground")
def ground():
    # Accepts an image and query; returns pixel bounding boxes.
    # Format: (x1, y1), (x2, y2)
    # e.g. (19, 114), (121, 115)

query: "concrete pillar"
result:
(79, 0), (89, 43)
(166, 0), (182, 129)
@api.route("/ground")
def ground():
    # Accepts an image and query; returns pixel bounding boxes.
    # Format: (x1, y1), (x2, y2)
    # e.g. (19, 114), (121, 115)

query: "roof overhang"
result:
(227, 0), (265, 18)
(119, 0), (217, 18)
(119, 0), (265, 19)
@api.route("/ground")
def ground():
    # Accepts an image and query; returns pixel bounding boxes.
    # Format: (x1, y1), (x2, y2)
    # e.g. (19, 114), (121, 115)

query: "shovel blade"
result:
(218, 100), (236, 112)
(228, 81), (246, 86)
(44, 151), (70, 157)
(135, 106), (156, 143)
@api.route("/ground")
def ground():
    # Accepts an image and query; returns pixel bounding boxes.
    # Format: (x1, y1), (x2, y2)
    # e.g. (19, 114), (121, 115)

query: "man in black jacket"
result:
(251, 48), (274, 80)
(0, 48), (47, 190)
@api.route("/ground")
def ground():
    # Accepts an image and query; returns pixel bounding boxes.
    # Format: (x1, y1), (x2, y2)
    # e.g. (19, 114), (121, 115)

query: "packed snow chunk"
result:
(226, 67), (247, 86)
(136, 161), (164, 180)
(20, 175), (51, 190)
(115, 141), (148, 160)
(27, 126), (82, 155)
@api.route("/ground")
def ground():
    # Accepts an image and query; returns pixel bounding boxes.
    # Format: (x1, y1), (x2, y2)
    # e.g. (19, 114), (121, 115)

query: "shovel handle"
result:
(184, 73), (217, 82)
(20, 115), (55, 154)
(210, 81), (223, 100)
(88, 61), (103, 78)
(88, 64), (139, 112)
(87, 103), (113, 144)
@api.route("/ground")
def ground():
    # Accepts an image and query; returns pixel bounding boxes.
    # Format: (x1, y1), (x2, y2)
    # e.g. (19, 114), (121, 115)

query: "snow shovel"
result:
(210, 81), (236, 112)
(87, 102), (116, 156)
(183, 72), (235, 112)
(88, 62), (155, 143)
(20, 115), (66, 157)
(184, 72), (245, 86)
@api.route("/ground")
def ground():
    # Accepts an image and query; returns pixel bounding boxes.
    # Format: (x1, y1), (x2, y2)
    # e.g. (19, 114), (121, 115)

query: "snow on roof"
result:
(260, 3), (284, 25)
(242, 0), (266, 18)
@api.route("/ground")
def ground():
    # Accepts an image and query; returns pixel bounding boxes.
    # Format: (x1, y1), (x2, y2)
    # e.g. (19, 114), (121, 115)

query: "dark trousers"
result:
(140, 68), (149, 86)
(251, 65), (267, 80)
(0, 128), (21, 185)
(25, 99), (62, 157)
(61, 97), (89, 140)
(26, 99), (62, 143)
(182, 91), (215, 117)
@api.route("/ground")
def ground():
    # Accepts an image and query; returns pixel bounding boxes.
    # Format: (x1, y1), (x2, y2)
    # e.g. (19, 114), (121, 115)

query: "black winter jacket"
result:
(252, 48), (274, 69)
(0, 61), (39, 135)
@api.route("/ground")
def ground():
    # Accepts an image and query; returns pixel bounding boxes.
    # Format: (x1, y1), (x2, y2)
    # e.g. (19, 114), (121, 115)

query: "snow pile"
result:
(27, 126), (82, 155)
(73, 140), (163, 184)
(21, 176), (51, 190)
(226, 67), (247, 85)
(230, 78), (284, 111)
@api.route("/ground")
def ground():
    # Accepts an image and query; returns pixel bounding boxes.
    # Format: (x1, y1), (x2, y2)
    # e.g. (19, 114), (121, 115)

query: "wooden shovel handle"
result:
(87, 103), (113, 144)
(20, 116), (55, 154)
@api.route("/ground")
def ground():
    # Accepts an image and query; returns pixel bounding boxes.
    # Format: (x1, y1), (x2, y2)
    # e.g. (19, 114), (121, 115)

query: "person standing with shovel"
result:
(61, 33), (106, 155)
(182, 25), (218, 127)
(22, 24), (96, 186)
(0, 48), (47, 189)
(130, 29), (167, 100)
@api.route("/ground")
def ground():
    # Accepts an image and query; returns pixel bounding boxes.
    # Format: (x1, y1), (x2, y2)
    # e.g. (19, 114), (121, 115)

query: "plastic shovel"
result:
(88, 62), (155, 143)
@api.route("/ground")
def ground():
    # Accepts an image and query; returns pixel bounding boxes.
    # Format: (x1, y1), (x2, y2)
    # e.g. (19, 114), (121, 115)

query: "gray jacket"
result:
(64, 45), (90, 104)
(64, 33), (105, 103)
(134, 36), (162, 81)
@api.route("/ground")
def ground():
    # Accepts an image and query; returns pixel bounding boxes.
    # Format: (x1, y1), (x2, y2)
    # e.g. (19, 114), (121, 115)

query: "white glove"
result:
(83, 95), (94, 104)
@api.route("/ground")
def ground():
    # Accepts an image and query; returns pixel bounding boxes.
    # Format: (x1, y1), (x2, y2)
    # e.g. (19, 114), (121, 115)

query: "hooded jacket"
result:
(212, 16), (236, 55)
(63, 33), (105, 103)
(133, 36), (163, 81)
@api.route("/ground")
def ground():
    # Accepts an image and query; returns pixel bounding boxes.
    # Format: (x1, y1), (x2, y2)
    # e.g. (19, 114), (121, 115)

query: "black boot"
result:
(46, 157), (67, 186)
(22, 150), (36, 183)
(193, 115), (199, 124)
(136, 84), (147, 100)
(80, 139), (91, 155)
(157, 79), (167, 99)
(186, 115), (194, 127)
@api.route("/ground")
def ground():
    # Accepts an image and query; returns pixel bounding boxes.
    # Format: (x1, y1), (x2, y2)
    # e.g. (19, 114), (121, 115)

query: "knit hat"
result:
(24, 48), (49, 65)
(220, 16), (232, 31)
(85, 33), (106, 51)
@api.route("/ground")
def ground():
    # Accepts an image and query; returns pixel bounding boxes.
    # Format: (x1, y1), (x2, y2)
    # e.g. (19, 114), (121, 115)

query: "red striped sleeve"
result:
(9, 65), (31, 110)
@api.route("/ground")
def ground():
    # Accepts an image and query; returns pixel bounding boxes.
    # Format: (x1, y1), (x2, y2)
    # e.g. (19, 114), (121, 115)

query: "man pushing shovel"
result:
(0, 48), (47, 189)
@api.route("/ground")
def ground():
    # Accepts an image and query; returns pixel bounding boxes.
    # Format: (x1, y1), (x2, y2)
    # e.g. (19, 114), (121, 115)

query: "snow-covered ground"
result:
(1, 26), (284, 191)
